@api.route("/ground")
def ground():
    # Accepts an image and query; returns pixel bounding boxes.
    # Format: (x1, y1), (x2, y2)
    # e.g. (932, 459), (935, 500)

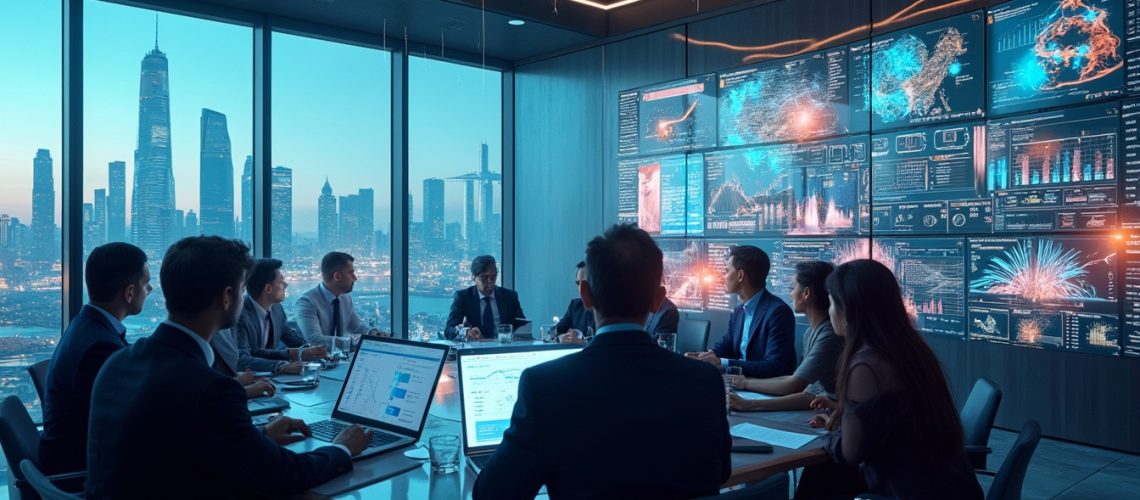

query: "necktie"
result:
(265, 311), (275, 349)
(331, 297), (341, 337)
(482, 296), (494, 339)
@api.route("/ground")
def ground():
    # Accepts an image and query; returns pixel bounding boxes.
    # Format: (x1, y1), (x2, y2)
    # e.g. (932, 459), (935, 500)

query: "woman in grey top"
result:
(729, 261), (844, 411)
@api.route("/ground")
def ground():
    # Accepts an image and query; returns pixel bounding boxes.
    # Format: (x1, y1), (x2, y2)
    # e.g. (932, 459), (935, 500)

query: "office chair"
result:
(27, 360), (50, 405)
(0, 396), (86, 500)
(676, 319), (711, 354)
(961, 378), (1002, 469)
(19, 461), (81, 500)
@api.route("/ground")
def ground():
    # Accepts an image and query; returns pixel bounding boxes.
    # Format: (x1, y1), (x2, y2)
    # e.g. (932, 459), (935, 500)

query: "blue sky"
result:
(0, 0), (501, 234)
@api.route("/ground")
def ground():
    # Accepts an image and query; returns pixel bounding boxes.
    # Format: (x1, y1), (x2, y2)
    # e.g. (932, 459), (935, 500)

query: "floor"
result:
(977, 427), (1140, 499)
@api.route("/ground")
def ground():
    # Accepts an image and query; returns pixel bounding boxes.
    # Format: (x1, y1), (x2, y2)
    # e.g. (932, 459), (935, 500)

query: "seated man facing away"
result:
(87, 236), (371, 498)
(208, 329), (280, 399)
(40, 242), (151, 474)
(686, 245), (796, 378)
(295, 251), (385, 345)
(729, 261), (844, 411)
(473, 224), (731, 499)
(646, 295), (679, 336)
(231, 258), (328, 373)
(446, 255), (527, 340)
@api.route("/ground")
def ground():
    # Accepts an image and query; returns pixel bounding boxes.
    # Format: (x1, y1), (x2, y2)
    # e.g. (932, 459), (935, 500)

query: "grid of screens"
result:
(613, 0), (1139, 356)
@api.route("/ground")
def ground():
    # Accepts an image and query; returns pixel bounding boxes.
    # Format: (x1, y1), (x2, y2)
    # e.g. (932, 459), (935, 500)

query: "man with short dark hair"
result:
(39, 242), (151, 474)
(473, 224), (731, 499)
(87, 237), (371, 498)
(295, 251), (384, 345)
(554, 261), (594, 339)
(686, 245), (796, 378)
(225, 258), (327, 374)
(445, 255), (527, 340)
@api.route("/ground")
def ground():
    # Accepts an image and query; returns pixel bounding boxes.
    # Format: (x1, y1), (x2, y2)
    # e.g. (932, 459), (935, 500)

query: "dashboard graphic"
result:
(338, 342), (446, 432)
(1122, 99), (1140, 228)
(988, 0), (1124, 117)
(876, 238), (968, 336)
(985, 102), (1120, 231)
(638, 75), (718, 155)
(871, 10), (986, 130)
(967, 236), (1120, 354)
(871, 123), (992, 234)
(618, 155), (703, 236)
(1125, 231), (1140, 356)
(660, 239), (708, 311)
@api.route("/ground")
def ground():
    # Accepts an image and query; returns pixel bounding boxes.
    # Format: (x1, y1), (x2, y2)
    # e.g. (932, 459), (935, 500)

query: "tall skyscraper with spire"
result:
(318, 178), (338, 253)
(31, 149), (56, 260)
(199, 108), (234, 238)
(131, 23), (175, 258)
(108, 161), (126, 242)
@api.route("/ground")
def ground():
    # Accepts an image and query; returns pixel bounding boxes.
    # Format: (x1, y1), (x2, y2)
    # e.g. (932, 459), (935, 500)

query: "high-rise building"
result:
(271, 166), (293, 254)
(449, 143), (500, 256)
(199, 108), (234, 238)
(131, 40), (175, 258)
(92, 189), (107, 247)
(358, 188), (374, 257)
(318, 178), (338, 252)
(108, 161), (126, 242)
(423, 178), (445, 251)
(240, 155), (252, 242)
(82, 203), (94, 252)
(32, 149), (55, 260)
(185, 210), (198, 237)
(338, 188), (374, 256)
(0, 214), (10, 247)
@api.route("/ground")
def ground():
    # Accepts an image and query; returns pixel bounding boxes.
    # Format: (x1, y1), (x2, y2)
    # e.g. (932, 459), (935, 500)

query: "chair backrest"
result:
(0, 395), (42, 496)
(27, 360), (50, 405)
(676, 319), (711, 354)
(987, 419), (1041, 500)
(961, 378), (1002, 449)
(19, 460), (81, 500)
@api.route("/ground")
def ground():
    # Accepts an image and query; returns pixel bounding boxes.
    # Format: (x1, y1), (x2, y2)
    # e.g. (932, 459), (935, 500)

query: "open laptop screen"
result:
(458, 345), (582, 451)
(332, 337), (448, 435)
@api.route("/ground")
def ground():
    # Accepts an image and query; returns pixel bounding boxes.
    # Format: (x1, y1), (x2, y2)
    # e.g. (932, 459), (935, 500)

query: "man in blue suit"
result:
(473, 224), (731, 499)
(229, 258), (327, 373)
(445, 255), (527, 340)
(687, 245), (796, 378)
(39, 243), (152, 475)
(86, 236), (371, 498)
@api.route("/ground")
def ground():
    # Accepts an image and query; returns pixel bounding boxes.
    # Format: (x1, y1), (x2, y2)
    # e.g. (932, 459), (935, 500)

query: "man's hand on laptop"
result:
(244, 380), (277, 399)
(300, 346), (330, 361)
(334, 425), (373, 456)
(236, 369), (259, 386)
(265, 416), (312, 445)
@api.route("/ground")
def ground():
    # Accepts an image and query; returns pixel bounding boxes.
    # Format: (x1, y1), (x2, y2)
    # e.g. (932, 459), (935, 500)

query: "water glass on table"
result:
(300, 362), (322, 387)
(723, 366), (743, 393)
(656, 332), (677, 352)
(429, 435), (461, 473)
(496, 324), (513, 344)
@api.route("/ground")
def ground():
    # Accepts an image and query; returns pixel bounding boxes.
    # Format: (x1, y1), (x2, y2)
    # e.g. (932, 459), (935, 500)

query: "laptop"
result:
(305, 335), (449, 460)
(457, 343), (583, 473)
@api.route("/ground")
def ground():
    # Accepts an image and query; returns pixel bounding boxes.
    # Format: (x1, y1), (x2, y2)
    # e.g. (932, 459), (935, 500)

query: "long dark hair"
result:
(826, 259), (964, 457)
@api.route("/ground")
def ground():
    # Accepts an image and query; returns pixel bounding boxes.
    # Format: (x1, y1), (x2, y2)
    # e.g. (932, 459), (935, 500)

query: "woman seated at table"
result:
(797, 259), (982, 499)
(728, 261), (843, 412)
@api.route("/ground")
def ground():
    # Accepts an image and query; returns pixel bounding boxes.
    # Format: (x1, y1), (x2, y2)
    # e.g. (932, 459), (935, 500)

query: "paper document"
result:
(730, 422), (818, 449)
(735, 390), (775, 400)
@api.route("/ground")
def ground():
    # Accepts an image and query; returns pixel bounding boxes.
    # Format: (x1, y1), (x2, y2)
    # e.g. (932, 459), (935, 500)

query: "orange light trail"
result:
(656, 100), (699, 139)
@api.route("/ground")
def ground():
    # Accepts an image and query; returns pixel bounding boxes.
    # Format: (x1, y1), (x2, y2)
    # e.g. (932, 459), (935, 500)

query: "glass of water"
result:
(496, 324), (513, 344)
(656, 332), (677, 352)
(429, 435), (461, 473)
(300, 362), (322, 387)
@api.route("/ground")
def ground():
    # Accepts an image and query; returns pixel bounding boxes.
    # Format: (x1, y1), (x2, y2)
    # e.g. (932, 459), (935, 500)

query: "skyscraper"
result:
(32, 149), (55, 260)
(82, 203), (94, 253)
(199, 108), (234, 238)
(131, 39), (175, 257)
(358, 188), (375, 257)
(338, 189), (374, 256)
(240, 155), (252, 242)
(271, 166), (293, 254)
(449, 143), (500, 255)
(108, 161), (126, 242)
(318, 178), (338, 253)
(0, 214), (10, 248)
(92, 189), (107, 247)
(185, 210), (199, 236)
(423, 178), (445, 251)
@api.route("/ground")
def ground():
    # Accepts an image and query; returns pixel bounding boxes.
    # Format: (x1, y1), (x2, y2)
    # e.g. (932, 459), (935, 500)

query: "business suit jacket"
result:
(472, 329), (732, 499)
(228, 295), (305, 372)
(445, 285), (526, 339)
(209, 328), (242, 377)
(86, 323), (352, 498)
(646, 296), (681, 335)
(295, 284), (371, 345)
(39, 305), (128, 474)
(711, 289), (797, 378)
(554, 298), (594, 334)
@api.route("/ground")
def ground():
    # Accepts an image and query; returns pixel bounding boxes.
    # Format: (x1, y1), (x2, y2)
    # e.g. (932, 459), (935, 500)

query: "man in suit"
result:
(87, 236), (371, 498)
(295, 251), (384, 346)
(39, 243), (151, 475)
(230, 258), (328, 373)
(686, 245), (796, 378)
(445, 255), (527, 340)
(473, 224), (731, 499)
(555, 262), (594, 337)
(646, 296), (680, 336)
(208, 328), (278, 399)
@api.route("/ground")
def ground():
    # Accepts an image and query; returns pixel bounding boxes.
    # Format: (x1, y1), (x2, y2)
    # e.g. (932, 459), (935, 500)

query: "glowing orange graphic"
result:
(655, 100), (700, 141)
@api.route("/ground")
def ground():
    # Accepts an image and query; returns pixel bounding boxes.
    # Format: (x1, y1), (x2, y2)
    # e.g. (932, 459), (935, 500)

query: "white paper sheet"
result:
(730, 422), (819, 449)
(735, 390), (775, 400)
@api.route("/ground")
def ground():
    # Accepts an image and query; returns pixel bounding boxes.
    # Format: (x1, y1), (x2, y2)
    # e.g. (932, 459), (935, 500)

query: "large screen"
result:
(988, 0), (1124, 117)
(870, 10), (986, 130)
(616, 155), (701, 235)
(660, 239), (709, 311)
(985, 101), (1120, 231)
(704, 136), (868, 237)
(1122, 99), (1140, 228)
(718, 44), (868, 147)
(1125, 231), (1140, 356)
(871, 122), (992, 234)
(968, 236), (1120, 354)
(618, 74), (718, 157)
(875, 238), (968, 336)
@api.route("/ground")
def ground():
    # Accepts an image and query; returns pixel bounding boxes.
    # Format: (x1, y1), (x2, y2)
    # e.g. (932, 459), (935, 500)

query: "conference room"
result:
(1, 0), (1139, 498)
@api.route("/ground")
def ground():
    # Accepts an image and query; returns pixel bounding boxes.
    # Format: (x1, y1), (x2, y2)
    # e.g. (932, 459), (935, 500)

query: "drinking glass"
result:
(723, 366), (743, 393)
(300, 362), (322, 387)
(497, 324), (513, 344)
(656, 332), (677, 352)
(429, 435), (461, 473)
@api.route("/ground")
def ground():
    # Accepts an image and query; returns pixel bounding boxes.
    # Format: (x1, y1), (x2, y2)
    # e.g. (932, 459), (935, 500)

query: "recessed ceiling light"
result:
(568, 0), (641, 10)
(508, 19), (526, 26)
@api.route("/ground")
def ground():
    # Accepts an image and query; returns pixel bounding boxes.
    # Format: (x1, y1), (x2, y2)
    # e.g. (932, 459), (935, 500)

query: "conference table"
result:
(275, 341), (829, 498)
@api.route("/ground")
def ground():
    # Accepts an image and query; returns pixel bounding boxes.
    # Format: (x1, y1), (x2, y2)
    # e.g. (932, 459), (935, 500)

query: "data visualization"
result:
(660, 239), (708, 311)
(704, 136), (867, 236)
(871, 11), (986, 130)
(988, 0), (1124, 116)
(876, 238), (967, 336)
(1121, 99), (1140, 228)
(985, 102), (1120, 231)
(871, 123), (992, 234)
(968, 236), (1120, 354)
(617, 155), (702, 236)
(619, 74), (718, 157)
(337, 341), (447, 432)
(718, 45), (867, 147)
(1124, 231), (1140, 356)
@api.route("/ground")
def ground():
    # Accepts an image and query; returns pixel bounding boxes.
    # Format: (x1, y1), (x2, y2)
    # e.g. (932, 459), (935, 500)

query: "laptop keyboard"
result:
(309, 420), (402, 449)
(469, 453), (493, 470)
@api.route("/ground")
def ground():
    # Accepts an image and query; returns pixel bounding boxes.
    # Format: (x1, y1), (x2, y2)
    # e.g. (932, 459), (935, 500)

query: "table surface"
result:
(277, 346), (829, 498)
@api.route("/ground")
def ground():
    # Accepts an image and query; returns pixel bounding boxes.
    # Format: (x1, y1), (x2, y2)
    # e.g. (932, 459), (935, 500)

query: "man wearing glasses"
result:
(446, 255), (527, 340)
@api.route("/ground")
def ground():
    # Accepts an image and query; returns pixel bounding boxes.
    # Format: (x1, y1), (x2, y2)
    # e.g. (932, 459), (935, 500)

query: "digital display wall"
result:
(616, 155), (703, 236)
(876, 238), (968, 336)
(619, 74), (718, 157)
(1125, 231), (1140, 356)
(660, 239), (708, 311)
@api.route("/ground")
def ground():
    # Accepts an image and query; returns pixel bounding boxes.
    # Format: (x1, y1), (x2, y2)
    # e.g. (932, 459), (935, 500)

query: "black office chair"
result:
(961, 378), (1002, 469)
(19, 461), (81, 500)
(0, 396), (86, 500)
(27, 360), (50, 405)
(697, 472), (789, 499)
(676, 319), (711, 354)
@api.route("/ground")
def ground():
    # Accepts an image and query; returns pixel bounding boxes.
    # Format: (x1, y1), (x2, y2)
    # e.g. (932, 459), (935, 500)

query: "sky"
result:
(0, 0), (502, 235)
